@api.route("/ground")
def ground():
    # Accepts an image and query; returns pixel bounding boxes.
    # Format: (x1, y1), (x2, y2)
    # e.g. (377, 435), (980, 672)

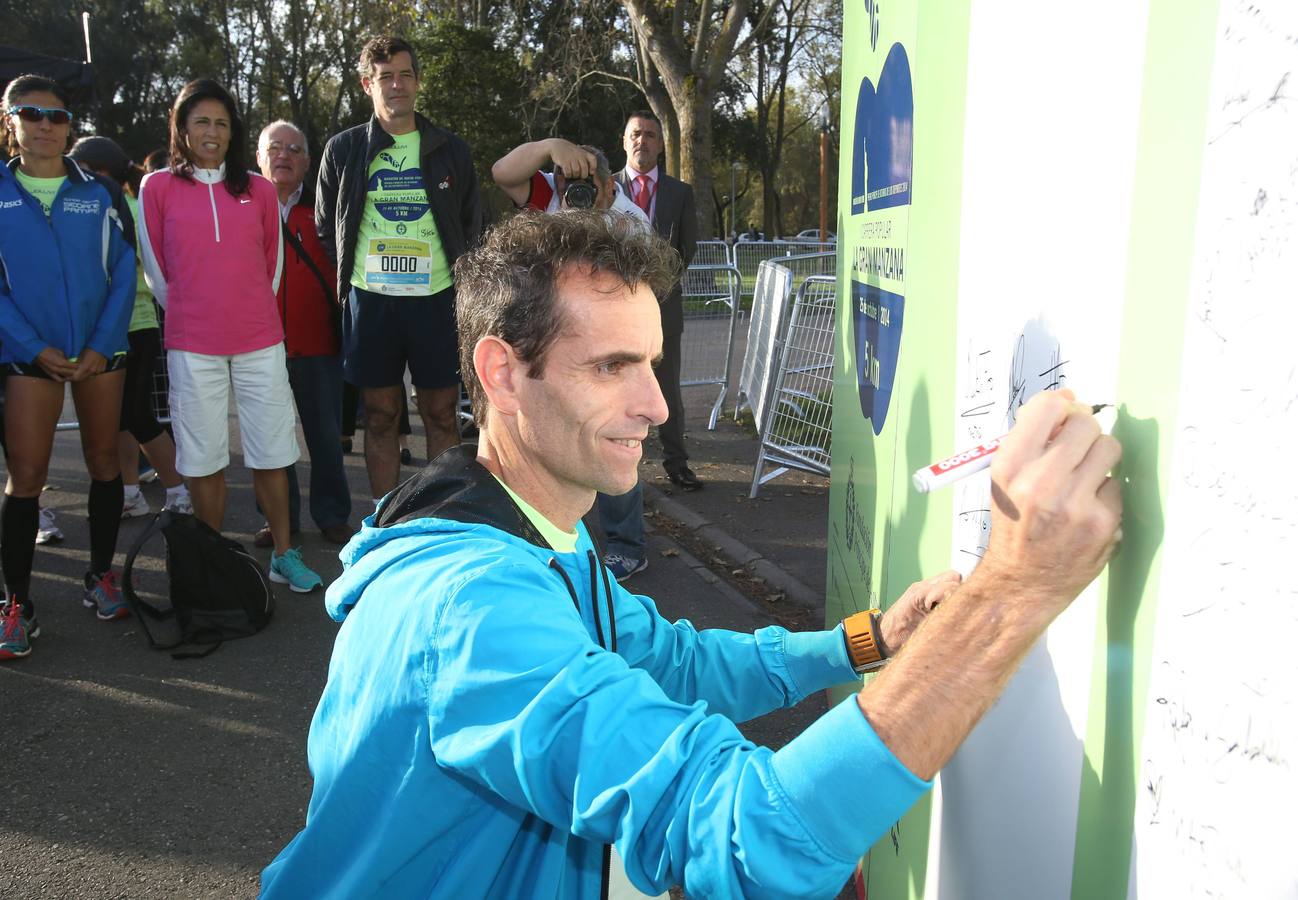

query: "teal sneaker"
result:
(270, 548), (323, 593)
(0, 600), (33, 660)
(83, 571), (130, 621)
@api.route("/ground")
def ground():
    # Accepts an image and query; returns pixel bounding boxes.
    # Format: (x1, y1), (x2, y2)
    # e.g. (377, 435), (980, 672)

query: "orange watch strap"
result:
(843, 608), (886, 672)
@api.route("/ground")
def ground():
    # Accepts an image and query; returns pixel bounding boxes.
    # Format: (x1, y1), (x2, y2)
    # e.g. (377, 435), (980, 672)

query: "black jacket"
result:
(614, 170), (696, 336)
(314, 114), (482, 301)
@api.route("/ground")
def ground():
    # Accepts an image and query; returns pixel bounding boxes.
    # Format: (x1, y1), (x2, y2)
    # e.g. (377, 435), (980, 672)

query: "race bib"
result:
(363, 237), (433, 295)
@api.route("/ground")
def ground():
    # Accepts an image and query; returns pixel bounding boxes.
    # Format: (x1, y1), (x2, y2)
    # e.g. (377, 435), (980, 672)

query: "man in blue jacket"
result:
(262, 213), (1122, 898)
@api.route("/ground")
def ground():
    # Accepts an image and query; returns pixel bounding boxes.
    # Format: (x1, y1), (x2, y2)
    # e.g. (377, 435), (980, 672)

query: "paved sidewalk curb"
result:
(644, 483), (822, 610)
(660, 537), (765, 616)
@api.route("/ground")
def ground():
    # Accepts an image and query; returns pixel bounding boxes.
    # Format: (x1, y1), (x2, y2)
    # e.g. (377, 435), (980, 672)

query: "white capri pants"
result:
(167, 343), (300, 477)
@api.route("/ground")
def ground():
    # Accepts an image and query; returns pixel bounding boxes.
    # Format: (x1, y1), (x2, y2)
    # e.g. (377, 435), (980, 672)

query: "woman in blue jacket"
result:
(0, 74), (136, 660)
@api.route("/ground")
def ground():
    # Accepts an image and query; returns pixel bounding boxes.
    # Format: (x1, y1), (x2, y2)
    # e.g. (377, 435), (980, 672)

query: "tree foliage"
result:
(7, 0), (840, 237)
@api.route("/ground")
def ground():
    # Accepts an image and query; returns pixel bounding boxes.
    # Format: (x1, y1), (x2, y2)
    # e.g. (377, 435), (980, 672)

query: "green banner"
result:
(827, 1), (972, 896)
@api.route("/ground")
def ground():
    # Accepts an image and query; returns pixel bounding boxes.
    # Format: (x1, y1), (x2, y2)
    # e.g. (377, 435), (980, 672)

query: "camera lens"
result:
(564, 180), (597, 209)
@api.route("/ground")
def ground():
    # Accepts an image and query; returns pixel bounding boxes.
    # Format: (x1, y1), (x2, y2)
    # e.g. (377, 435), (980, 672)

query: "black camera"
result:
(562, 177), (598, 209)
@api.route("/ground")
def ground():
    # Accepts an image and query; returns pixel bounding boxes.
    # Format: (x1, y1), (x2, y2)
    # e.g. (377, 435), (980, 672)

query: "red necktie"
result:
(634, 174), (653, 215)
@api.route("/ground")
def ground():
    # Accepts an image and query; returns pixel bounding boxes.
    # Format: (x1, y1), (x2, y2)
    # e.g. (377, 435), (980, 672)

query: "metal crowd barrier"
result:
(732, 251), (836, 429)
(151, 346), (172, 425)
(765, 248), (836, 290)
(749, 275), (837, 496)
(679, 263), (743, 430)
(732, 241), (836, 303)
(734, 260), (794, 433)
(691, 240), (731, 267)
(682, 241), (731, 297)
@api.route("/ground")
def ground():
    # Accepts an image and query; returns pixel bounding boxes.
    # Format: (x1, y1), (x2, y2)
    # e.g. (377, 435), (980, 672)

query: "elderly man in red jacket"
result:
(255, 121), (355, 546)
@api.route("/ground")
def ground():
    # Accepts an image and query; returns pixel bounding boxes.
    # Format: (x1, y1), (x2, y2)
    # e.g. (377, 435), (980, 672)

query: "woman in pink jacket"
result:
(138, 79), (320, 592)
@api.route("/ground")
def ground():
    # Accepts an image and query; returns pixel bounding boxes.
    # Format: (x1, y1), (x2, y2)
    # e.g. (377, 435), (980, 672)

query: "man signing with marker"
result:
(263, 213), (1121, 899)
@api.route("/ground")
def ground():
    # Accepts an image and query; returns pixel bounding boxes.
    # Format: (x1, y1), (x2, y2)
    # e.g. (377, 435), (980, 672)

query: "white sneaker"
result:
(121, 492), (153, 519)
(163, 493), (193, 516)
(35, 506), (64, 544)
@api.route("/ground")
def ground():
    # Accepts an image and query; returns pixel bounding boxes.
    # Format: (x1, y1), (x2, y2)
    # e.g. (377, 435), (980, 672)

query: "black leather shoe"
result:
(320, 523), (357, 545)
(664, 464), (703, 491)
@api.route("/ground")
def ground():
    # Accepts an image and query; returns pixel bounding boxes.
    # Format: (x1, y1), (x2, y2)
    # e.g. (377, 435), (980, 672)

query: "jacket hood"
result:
(325, 445), (560, 621)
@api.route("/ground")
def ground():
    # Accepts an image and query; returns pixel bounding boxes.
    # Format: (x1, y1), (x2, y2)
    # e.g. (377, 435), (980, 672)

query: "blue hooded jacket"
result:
(262, 448), (929, 898)
(0, 157), (135, 365)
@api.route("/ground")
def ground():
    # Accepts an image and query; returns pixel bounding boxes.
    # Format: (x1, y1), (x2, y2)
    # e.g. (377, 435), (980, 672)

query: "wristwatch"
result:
(842, 608), (888, 673)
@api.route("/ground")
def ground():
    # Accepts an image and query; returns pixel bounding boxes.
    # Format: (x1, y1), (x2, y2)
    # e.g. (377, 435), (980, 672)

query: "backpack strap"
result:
(169, 639), (224, 660)
(282, 222), (334, 302)
(282, 220), (341, 345)
(121, 511), (182, 650)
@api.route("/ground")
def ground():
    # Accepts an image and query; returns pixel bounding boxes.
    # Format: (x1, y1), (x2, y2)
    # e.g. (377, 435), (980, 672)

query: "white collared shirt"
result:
(623, 165), (659, 222)
(278, 183), (304, 223)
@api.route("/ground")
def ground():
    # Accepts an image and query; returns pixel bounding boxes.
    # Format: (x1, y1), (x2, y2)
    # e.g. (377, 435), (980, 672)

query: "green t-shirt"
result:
(124, 194), (159, 332)
(490, 473), (578, 553)
(15, 169), (66, 219)
(350, 130), (453, 296)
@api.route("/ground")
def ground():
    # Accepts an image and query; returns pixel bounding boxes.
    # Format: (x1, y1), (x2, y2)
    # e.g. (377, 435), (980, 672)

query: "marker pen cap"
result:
(911, 437), (1001, 494)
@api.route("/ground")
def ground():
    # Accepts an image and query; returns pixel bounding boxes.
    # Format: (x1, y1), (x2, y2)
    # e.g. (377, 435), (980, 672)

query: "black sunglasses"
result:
(8, 106), (74, 125)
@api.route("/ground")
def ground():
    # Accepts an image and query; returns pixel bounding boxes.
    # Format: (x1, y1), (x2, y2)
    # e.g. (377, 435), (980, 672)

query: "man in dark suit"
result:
(617, 111), (701, 491)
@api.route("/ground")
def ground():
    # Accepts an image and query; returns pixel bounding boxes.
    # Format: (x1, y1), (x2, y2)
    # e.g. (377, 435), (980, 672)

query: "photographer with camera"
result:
(492, 138), (646, 224)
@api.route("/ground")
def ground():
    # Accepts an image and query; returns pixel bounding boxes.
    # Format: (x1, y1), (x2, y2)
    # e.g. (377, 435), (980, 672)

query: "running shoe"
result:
(603, 553), (648, 583)
(83, 571), (130, 621)
(122, 491), (153, 519)
(163, 492), (193, 516)
(35, 506), (64, 544)
(138, 465), (159, 483)
(270, 548), (323, 593)
(0, 600), (32, 660)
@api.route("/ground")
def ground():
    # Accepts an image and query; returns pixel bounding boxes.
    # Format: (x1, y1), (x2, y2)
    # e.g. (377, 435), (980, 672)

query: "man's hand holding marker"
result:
(859, 391), (1122, 781)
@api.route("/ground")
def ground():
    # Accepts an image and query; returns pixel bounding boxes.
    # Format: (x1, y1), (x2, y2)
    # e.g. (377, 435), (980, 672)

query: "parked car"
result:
(793, 228), (836, 242)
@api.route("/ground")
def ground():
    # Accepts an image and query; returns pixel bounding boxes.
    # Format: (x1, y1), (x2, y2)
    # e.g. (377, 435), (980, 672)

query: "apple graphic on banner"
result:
(851, 41), (913, 434)
(368, 167), (430, 222)
(850, 42), (913, 215)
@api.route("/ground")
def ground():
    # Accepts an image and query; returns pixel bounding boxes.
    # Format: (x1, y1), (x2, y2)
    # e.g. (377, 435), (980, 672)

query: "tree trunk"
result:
(621, 0), (761, 239)
(634, 44), (678, 175)
(676, 88), (713, 238)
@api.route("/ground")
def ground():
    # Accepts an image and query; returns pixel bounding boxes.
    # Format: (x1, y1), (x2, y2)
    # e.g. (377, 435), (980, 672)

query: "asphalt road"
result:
(1, 385), (836, 899)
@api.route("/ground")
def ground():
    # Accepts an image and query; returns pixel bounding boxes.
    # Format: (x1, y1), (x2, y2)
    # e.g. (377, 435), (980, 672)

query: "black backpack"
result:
(122, 510), (276, 658)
